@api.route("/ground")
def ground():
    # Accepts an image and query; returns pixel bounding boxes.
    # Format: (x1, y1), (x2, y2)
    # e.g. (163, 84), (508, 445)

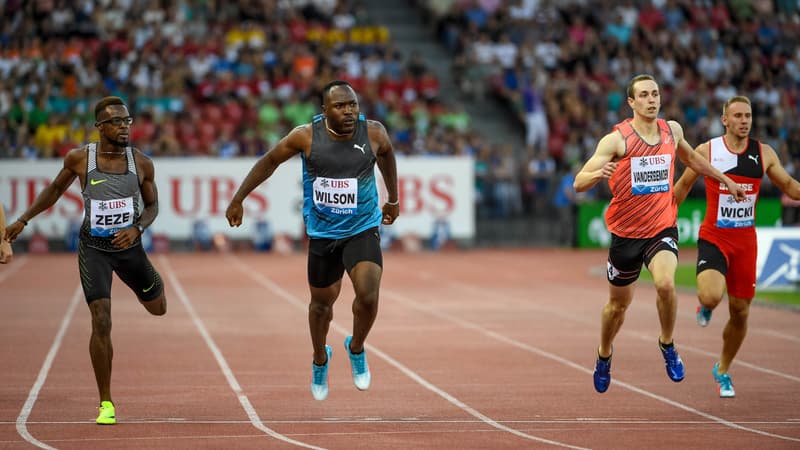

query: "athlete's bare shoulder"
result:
(290, 123), (314, 135)
(130, 147), (155, 175)
(666, 120), (686, 140)
(596, 130), (625, 159)
(366, 119), (392, 153)
(366, 119), (388, 134)
(284, 123), (313, 146)
(63, 146), (88, 172)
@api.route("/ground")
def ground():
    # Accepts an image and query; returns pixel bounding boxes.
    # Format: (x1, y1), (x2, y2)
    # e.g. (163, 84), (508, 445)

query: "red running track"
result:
(1, 249), (799, 449)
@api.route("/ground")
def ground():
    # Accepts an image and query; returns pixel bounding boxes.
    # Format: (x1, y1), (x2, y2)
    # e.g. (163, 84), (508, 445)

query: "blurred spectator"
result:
(3, 0), (474, 167)
(420, 0), (800, 208)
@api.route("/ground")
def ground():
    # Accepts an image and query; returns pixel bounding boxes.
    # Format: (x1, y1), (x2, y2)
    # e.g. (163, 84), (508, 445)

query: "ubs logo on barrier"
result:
(757, 239), (800, 289)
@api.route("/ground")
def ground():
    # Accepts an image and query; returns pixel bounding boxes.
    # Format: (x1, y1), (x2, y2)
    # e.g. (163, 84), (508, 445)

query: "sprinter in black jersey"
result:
(5, 96), (166, 425)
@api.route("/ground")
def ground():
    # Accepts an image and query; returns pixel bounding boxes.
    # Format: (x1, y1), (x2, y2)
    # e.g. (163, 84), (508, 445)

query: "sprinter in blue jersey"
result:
(226, 80), (399, 400)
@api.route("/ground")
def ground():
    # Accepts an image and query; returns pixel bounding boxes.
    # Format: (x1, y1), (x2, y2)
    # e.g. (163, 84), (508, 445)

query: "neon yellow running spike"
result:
(96, 401), (116, 425)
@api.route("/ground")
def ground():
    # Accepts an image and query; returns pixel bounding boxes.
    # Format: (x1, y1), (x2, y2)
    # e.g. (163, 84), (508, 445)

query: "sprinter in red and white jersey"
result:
(674, 95), (800, 398)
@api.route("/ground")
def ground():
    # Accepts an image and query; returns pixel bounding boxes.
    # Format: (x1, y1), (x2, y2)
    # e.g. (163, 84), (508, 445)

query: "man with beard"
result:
(226, 80), (399, 401)
(5, 96), (167, 424)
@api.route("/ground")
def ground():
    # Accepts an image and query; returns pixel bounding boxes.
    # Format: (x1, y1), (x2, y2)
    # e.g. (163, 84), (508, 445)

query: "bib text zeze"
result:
(630, 155), (671, 195)
(313, 177), (358, 215)
(91, 197), (135, 237)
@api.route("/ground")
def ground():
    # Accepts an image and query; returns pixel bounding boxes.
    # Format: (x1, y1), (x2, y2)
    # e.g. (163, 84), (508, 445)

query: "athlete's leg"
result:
(697, 269), (726, 310)
(309, 281), (341, 365)
(599, 283), (635, 358)
(138, 253), (166, 315)
(648, 249), (678, 345)
(342, 228), (383, 353)
(88, 298), (113, 403)
(696, 239), (728, 312)
(347, 261), (382, 353)
(114, 247), (167, 316)
(718, 294), (750, 374)
(307, 237), (345, 366)
(141, 292), (166, 315)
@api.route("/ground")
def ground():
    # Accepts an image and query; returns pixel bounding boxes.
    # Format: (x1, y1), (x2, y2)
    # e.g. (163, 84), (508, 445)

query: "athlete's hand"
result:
(381, 203), (399, 225)
(726, 180), (747, 202)
(0, 239), (12, 264)
(112, 226), (141, 249)
(4, 220), (25, 243)
(226, 200), (244, 227)
(599, 161), (618, 180)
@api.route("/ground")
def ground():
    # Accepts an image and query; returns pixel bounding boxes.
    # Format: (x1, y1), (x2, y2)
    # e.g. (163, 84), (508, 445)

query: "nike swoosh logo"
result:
(142, 280), (156, 293)
(90, 179), (108, 185)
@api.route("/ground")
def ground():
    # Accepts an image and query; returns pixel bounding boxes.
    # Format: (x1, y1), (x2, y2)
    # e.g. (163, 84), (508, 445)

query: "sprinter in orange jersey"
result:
(674, 95), (800, 398)
(574, 74), (746, 393)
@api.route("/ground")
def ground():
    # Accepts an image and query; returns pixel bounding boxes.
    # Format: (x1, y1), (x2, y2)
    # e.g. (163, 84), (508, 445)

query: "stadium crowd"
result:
(0, 0), (483, 160)
(421, 0), (800, 205)
(2, 0), (800, 222)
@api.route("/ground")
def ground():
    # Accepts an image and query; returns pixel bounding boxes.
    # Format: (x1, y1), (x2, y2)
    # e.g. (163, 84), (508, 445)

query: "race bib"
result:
(716, 193), (757, 228)
(312, 177), (358, 215)
(630, 154), (671, 195)
(90, 197), (135, 237)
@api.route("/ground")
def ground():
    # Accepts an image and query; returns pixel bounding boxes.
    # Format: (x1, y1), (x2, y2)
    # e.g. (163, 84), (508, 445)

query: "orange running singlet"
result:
(605, 118), (677, 238)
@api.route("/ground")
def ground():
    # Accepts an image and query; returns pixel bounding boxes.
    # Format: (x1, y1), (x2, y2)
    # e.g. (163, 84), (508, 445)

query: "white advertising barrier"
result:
(756, 227), (800, 291)
(0, 156), (475, 240)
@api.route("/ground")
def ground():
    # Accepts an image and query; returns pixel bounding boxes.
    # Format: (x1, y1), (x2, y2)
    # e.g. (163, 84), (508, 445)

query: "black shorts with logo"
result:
(606, 227), (679, 287)
(307, 227), (383, 288)
(78, 240), (164, 303)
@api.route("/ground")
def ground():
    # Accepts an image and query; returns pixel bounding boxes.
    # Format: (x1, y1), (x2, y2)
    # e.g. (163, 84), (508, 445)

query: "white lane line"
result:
(437, 277), (800, 384)
(226, 254), (588, 450)
(6, 418), (800, 425)
(753, 329), (800, 344)
(158, 255), (324, 450)
(382, 287), (800, 444)
(16, 284), (83, 450)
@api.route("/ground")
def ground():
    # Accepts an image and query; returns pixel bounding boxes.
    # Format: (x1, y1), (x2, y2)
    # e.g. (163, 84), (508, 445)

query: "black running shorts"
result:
(78, 240), (164, 303)
(307, 227), (383, 288)
(606, 227), (679, 287)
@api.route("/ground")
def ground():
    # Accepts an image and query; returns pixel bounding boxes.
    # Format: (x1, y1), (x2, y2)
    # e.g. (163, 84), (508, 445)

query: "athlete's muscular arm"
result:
(673, 142), (708, 205)
(369, 120), (399, 225)
(226, 125), (309, 227)
(112, 151), (158, 249)
(4, 148), (84, 243)
(574, 132), (622, 192)
(671, 121), (746, 202)
(763, 143), (800, 200)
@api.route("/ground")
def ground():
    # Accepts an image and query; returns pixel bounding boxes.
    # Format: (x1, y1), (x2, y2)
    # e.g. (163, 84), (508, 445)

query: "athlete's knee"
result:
(142, 295), (167, 316)
(91, 310), (112, 336)
(652, 276), (676, 300)
(728, 297), (750, 324)
(697, 286), (722, 309)
(309, 301), (333, 320)
(604, 299), (629, 318)
(354, 289), (379, 311)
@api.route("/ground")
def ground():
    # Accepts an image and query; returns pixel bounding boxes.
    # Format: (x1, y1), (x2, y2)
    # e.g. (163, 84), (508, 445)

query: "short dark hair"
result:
(320, 80), (353, 105)
(94, 96), (126, 120)
(626, 74), (657, 99)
